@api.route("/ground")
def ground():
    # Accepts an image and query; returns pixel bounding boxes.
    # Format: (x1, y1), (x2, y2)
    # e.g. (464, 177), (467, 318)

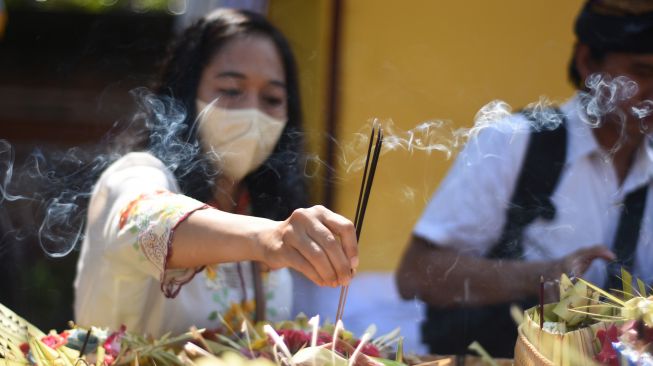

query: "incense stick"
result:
(354, 128), (376, 229)
(335, 126), (383, 322)
(356, 128), (382, 238)
(539, 275), (544, 330)
(79, 328), (92, 357)
(335, 129), (376, 323)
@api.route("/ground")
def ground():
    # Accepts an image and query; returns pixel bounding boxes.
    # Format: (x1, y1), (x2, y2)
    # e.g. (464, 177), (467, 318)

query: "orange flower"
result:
(205, 265), (218, 281)
(222, 300), (256, 333)
(118, 190), (172, 229)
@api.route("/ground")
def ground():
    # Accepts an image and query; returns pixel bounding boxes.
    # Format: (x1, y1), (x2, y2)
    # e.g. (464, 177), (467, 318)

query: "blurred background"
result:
(0, 0), (582, 354)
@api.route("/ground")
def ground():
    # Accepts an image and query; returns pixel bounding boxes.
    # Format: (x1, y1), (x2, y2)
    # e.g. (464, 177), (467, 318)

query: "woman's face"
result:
(197, 34), (287, 121)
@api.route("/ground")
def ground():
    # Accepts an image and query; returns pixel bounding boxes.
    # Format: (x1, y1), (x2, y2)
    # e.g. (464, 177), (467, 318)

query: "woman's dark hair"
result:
(153, 8), (307, 220)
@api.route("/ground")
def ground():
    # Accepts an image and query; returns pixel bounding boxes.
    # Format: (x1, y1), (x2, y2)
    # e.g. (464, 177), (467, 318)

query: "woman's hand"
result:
(168, 204), (357, 287)
(257, 205), (359, 287)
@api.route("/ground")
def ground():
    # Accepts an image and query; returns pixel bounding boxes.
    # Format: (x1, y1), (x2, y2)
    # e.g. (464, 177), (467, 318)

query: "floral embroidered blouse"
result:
(74, 152), (292, 336)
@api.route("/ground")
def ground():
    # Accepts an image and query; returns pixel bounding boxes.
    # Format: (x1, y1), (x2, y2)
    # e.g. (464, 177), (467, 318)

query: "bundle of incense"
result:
(335, 125), (383, 323)
(540, 275), (544, 330)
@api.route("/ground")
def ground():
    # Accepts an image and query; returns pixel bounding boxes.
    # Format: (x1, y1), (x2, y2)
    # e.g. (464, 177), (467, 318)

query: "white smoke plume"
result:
(0, 73), (651, 259)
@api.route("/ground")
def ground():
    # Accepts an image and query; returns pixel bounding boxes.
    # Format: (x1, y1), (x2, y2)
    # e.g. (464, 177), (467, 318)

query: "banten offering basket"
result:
(514, 324), (555, 366)
(514, 304), (608, 366)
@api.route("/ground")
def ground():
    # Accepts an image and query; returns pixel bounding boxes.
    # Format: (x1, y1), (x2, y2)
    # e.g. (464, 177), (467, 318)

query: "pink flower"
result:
(353, 340), (380, 358)
(316, 331), (333, 346)
(41, 331), (69, 349)
(19, 342), (29, 356)
(316, 332), (350, 355)
(274, 329), (310, 354)
(103, 325), (127, 358)
(595, 325), (620, 366)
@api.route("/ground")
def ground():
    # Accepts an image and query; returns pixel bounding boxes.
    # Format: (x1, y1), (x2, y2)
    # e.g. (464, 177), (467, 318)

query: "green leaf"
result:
(395, 337), (403, 363)
(212, 333), (245, 350)
(468, 341), (499, 366)
(622, 267), (634, 299)
(638, 278), (647, 297)
(204, 338), (236, 354)
(371, 327), (401, 350)
(577, 278), (625, 306)
(208, 311), (218, 321)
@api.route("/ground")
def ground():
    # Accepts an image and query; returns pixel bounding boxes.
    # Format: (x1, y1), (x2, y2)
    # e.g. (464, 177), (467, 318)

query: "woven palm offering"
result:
(517, 271), (653, 366)
(0, 301), (410, 366)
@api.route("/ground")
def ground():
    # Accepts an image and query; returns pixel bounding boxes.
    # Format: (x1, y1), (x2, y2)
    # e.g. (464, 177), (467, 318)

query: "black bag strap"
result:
(607, 184), (649, 290)
(422, 107), (568, 358)
(486, 108), (568, 259)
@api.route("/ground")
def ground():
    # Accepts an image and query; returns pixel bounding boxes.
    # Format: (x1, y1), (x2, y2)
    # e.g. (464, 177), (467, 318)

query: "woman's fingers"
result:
(313, 205), (359, 269)
(284, 247), (326, 286)
(282, 205), (358, 287)
(305, 219), (352, 286)
(284, 208), (341, 286)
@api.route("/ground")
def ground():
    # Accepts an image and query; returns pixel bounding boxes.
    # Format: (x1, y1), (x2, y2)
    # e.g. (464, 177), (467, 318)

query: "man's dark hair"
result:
(567, 43), (606, 89)
(569, 0), (653, 89)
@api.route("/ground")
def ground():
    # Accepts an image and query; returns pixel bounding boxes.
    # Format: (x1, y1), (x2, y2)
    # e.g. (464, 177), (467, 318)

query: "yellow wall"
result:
(268, 0), (333, 204)
(334, 1), (584, 271)
(271, 1), (585, 271)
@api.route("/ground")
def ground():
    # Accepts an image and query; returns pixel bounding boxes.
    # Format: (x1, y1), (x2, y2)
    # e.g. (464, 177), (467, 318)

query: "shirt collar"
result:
(561, 94), (601, 165)
(626, 139), (653, 192)
(563, 93), (653, 191)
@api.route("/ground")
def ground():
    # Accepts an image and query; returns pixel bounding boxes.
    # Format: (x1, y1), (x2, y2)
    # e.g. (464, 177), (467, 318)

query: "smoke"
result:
(0, 87), (211, 258)
(635, 100), (653, 137)
(329, 97), (558, 177)
(579, 74), (638, 128)
(303, 153), (333, 179)
(320, 72), (651, 211)
(28, 147), (122, 257)
(332, 118), (462, 175)
(1, 72), (650, 259)
(133, 88), (213, 183)
(0, 140), (25, 204)
(0, 142), (107, 256)
(335, 73), (651, 173)
(633, 100), (653, 120)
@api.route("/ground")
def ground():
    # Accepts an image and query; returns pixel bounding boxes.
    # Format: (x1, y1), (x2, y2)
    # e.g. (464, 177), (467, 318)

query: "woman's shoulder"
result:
(111, 151), (167, 170)
(97, 151), (178, 193)
(100, 152), (171, 178)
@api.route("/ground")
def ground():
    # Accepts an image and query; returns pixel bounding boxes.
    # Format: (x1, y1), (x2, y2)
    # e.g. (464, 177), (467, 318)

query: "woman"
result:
(74, 8), (357, 337)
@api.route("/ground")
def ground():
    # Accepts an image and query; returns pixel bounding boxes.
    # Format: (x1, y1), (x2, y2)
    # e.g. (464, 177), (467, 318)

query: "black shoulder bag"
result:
(421, 108), (650, 357)
(422, 108), (568, 357)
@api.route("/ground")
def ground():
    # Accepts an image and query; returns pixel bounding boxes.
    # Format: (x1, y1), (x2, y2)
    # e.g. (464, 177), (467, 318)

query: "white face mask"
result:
(196, 100), (287, 182)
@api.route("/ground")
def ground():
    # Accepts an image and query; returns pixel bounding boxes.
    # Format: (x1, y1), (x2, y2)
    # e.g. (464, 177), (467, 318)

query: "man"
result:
(396, 0), (653, 358)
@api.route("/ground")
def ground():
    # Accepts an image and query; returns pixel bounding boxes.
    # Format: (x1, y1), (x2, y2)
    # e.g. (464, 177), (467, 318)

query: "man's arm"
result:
(396, 235), (615, 307)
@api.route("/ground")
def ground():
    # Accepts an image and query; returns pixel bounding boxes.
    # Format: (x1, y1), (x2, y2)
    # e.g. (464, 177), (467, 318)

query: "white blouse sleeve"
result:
(89, 152), (208, 297)
(413, 117), (531, 256)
